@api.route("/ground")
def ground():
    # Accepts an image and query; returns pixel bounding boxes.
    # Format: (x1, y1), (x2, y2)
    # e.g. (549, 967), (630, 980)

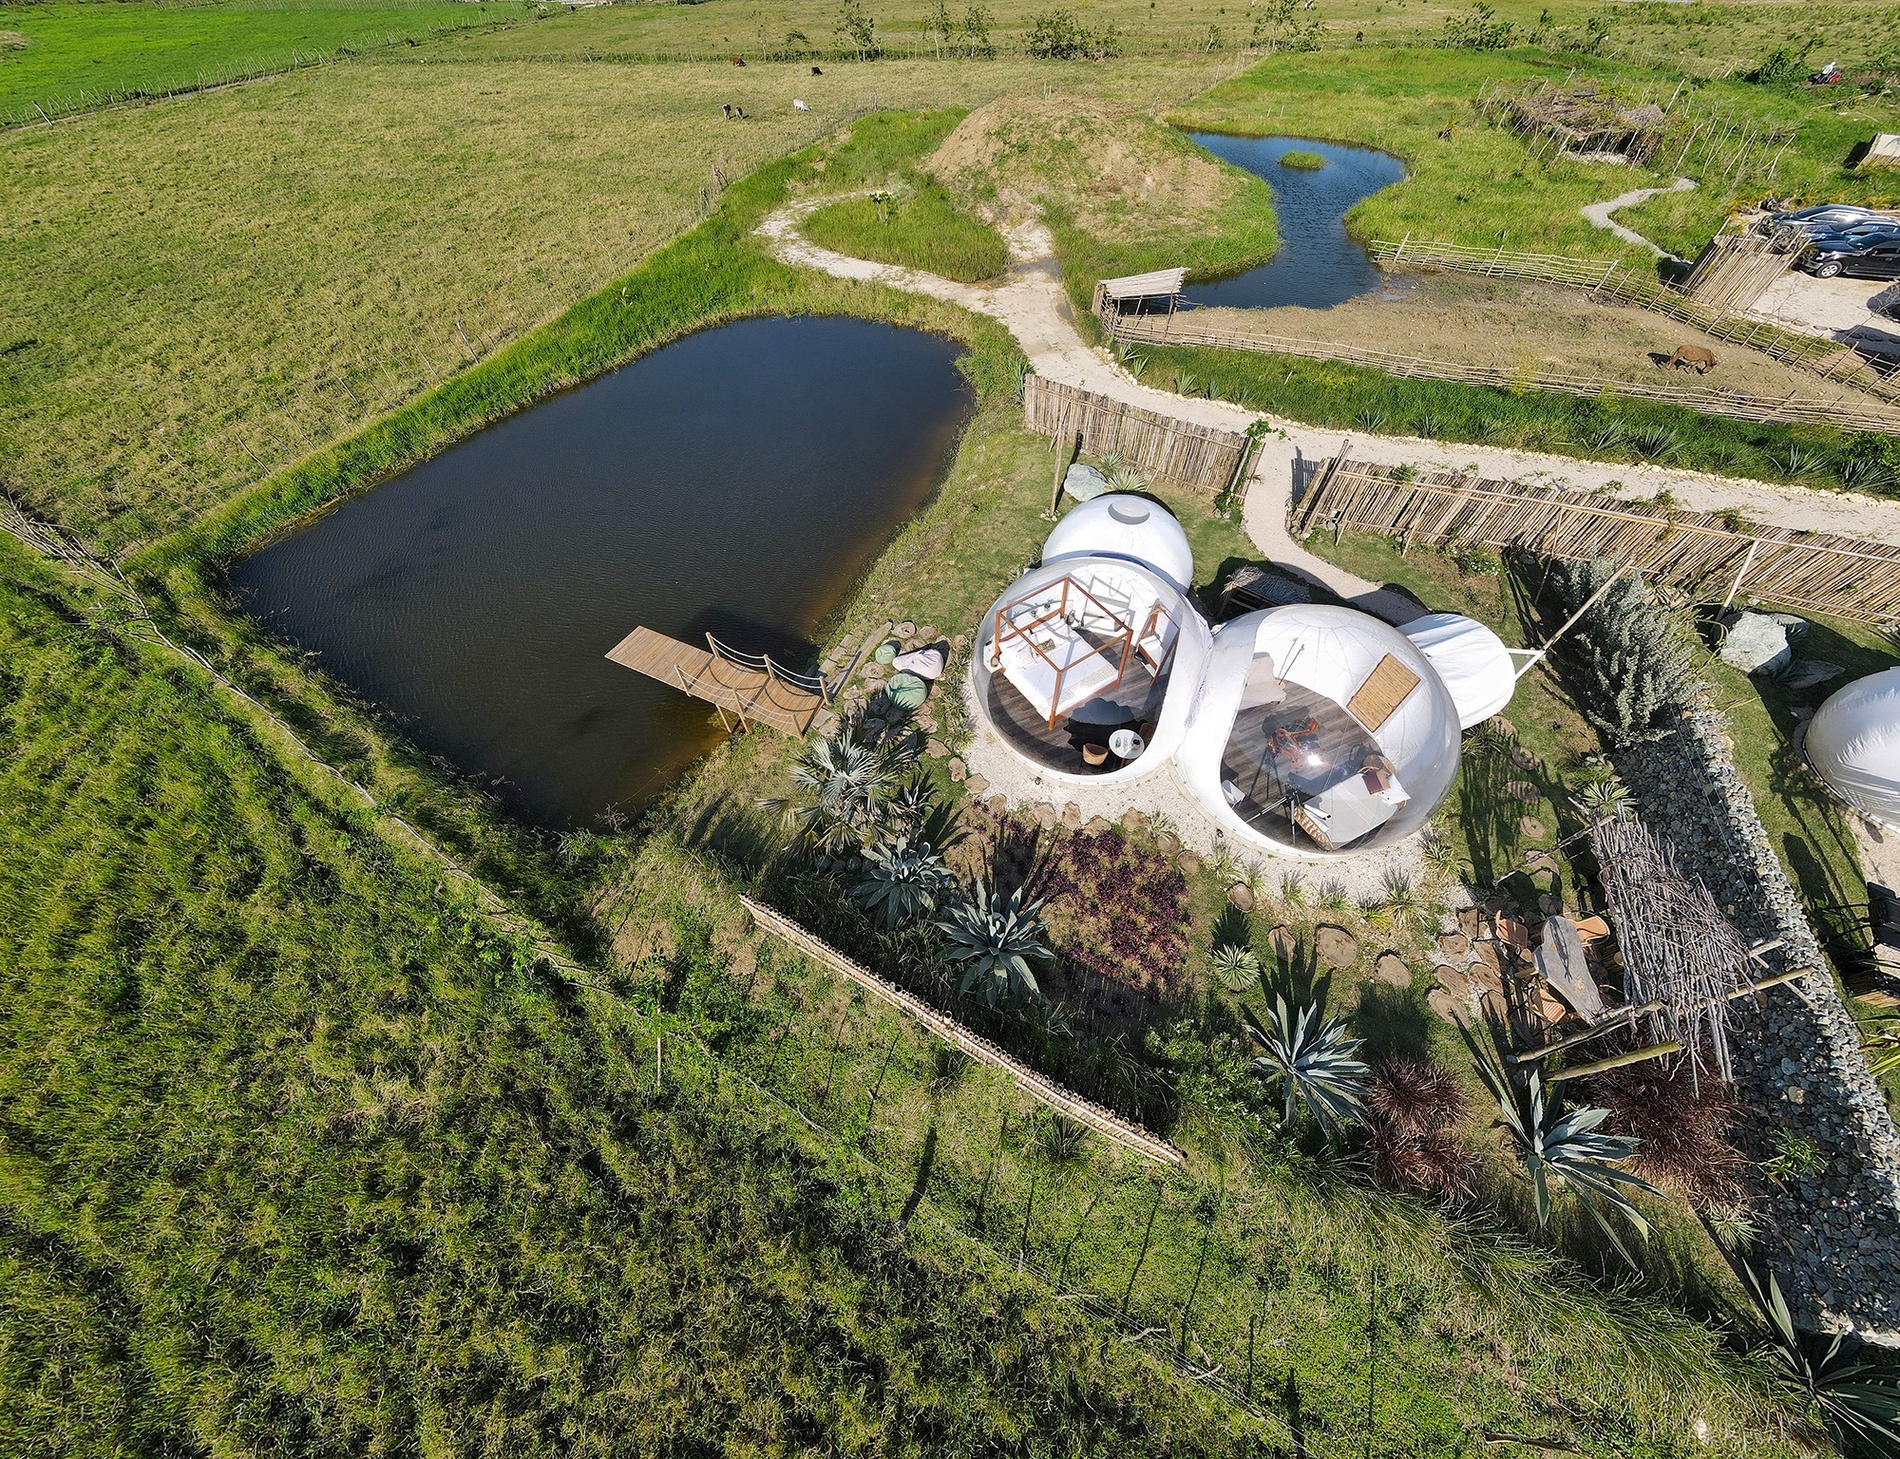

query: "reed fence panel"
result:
(1102, 312), (1900, 435)
(1369, 237), (1898, 400)
(739, 895), (1185, 1165)
(1295, 459), (1900, 624)
(1023, 374), (1249, 493)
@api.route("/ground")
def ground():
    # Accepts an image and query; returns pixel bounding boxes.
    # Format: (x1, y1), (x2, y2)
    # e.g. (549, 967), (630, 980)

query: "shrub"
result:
(1244, 967), (1369, 1138)
(1278, 149), (1326, 171)
(1038, 827), (1190, 1002)
(1364, 1055), (1478, 1199)
(939, 881), (1052, 1007)
(1025, 8), (1120, 58)
(1578, 1046), (1747, 1203)
(1440, 2), (1514, 50)
(1541, 559), (1691, 746)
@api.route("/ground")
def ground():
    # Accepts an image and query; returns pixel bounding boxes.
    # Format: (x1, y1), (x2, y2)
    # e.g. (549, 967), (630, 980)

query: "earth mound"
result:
(926, 95), (1250, 242)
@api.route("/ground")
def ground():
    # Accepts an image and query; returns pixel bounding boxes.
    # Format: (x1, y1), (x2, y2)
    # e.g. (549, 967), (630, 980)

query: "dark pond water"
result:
(232, 316), (974, 827)
(1181, 133), (1407, 310)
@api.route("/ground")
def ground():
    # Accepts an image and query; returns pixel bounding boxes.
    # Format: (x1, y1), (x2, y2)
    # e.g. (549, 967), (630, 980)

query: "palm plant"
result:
(762, 728), (913, 859)
(1736, 1258), (1900, 1458)
(1243, 968), (1369, 1139)
(938, 881), (1052, 1008)
(853, 836), (957, 930)
(1461, 1020), (1658, 1263)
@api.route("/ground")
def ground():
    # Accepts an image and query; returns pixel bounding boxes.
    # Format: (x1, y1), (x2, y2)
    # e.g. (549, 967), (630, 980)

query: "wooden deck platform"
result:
(606, 626), (824, 736)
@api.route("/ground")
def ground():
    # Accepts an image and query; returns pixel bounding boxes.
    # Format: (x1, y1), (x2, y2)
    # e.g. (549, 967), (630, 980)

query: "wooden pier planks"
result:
(606, 626), (822, 735)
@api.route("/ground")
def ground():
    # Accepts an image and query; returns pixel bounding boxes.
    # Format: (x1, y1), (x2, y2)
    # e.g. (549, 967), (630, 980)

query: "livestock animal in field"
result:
(793, 98), (810, 111)
(731, 55), (746, 66)
(811, 65), (823, 74)
(1667, 344), (1718, 374)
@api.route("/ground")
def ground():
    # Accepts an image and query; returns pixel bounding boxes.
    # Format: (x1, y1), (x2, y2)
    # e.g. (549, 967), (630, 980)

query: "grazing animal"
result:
(721, 103), (733, 120)
(1667, 344), (1718, 374)
(793, 98), (810, 111)
(811, 65), (823, 75)
(732, 104), (748, 120)
(731, 55), (746, 66)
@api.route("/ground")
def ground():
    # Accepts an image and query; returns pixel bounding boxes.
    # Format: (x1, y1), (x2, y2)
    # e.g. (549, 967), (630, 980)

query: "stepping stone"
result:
(1316, 924), (1359, 970)
(1457, 907), (1482, 938)
(920, 625), (939, 641)
(1375, 953), (1410, 988)
(1519, 816), (1547, 841)
(1488, 716), (1517, 738)
(1427, 989), (1463, 1023)
(1437, 932), (1470, 959)
(815, 712), (841, 736)
(1156, 831), (1181, 856)
(986, 794), (1008, 817)
(1510, 746), (1542, 772)
(1060, 803), (1083, 830)
(1121, 808), (1152, 834)
(1267, 925), (1300, 962)
(1505, 780), (1541, 802)
(965, 774), (989, 796)
(1178, 849), (1202, 875)
(895, 621), (916, 637)
(1227, 883), (1255, 912)
(952, 634), (969, 653)
(948, 758), (966, 782)
(1032, 802), (1058, 829)
(926, 738), (949, 759)
(1084, 815), (1113, 834)
(1433, 963), (1468, 995)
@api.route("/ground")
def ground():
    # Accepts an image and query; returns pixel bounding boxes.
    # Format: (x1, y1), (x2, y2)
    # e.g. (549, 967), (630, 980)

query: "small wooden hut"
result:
(1092, 268), (1188, 321)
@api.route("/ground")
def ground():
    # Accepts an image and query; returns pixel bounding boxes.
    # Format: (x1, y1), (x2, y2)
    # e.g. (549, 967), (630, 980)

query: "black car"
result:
(1771, 202), (1887, 232)
(1800, 233), (1900, 279)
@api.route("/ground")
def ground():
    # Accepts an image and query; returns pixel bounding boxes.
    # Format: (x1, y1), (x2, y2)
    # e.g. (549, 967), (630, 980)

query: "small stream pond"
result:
(1181, 133), (1407, 310)
(232, 316), (974, 827)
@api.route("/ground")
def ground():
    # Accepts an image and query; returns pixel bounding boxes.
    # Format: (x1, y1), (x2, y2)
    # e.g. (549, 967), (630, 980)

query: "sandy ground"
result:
(1752, 270), (1900, 358)
(1190, 272), (1884, 401)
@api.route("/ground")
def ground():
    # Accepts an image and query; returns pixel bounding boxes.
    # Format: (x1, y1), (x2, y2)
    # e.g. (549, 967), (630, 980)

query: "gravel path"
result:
(1579, 176), (1696, 258)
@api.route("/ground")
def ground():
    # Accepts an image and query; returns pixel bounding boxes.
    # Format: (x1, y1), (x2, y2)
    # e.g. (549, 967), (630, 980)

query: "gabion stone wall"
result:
(1620, 703), (1900, 1343)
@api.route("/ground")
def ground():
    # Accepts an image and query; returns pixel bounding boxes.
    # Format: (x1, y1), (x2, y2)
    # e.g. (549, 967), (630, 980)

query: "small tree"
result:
(960, 2), (992, 57)
(835, 0), (877, 59)
(761, 727), (913, 860)
(1439, 1), (1514, 49)
(926, 0), (952, 57)
(939, 882), (1051, 1007)
(1543, 558), (1689, 746)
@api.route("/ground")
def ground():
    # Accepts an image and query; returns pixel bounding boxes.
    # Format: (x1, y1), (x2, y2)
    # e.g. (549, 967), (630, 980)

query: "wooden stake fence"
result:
(739, 895), (1186, 1166)
(1101, 312), (1900, 435)
(1368, 238), (1896, 399)
(1295, 459), (1900, 624)
(1023, 375), (1250, 494)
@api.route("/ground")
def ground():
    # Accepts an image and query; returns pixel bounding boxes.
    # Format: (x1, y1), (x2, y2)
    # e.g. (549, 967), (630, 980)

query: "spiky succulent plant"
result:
(1243, 971), (1369, 1138)
(852, 836), (956, 930)
(1209, 943), (1263, 993)
(938, 882), (1051, 1008)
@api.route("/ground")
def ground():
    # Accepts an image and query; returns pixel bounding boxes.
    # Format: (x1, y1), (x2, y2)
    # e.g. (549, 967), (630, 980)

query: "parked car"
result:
(1771, 203), (1889, 232)
(1799, 234), (1900, 280)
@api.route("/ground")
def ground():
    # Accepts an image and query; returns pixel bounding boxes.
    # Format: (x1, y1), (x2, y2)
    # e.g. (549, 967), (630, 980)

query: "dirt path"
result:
(758, 199), (1900, 609)
(1580, 176), (1696, 257)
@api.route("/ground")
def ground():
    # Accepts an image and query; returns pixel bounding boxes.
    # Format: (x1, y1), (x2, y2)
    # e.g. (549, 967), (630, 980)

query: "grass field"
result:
(804, 176), (1010, 281)
(0, 0), (531, 125)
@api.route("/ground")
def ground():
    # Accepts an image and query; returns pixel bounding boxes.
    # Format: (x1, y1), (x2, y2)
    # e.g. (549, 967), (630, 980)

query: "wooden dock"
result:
(606, 626), (825, 736)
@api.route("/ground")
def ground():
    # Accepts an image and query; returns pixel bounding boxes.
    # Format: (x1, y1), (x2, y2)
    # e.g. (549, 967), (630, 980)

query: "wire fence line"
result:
(1102, 310), (1900, 435)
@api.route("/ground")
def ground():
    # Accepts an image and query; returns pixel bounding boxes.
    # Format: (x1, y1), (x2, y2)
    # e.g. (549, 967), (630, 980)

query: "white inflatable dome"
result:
(1177, 605), (1462, 856)
(1042, 494), (1195, 594)
(1401, 612), (1516, 729)
(1807, 667), (1900, 830)
(970, 556), (1213, 786)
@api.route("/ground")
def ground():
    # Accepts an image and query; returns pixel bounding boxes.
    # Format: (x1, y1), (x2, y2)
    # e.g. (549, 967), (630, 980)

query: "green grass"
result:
(805, 180), (1009, 281)
(1119, 338), (1900, 499)
(0, 0), (531, 126)
(0, 536), (1279, 1457)
(1279, 148), (1327, 170)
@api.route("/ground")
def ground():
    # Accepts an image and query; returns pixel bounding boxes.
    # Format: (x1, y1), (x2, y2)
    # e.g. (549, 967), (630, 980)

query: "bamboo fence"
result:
(1101, 311), (1900, 434)
(1023, 375), (1250, 494)
(1369, 237), (1895, 398)
(1295, 459), (1900, 624)
(739, 895), (1186, 1166)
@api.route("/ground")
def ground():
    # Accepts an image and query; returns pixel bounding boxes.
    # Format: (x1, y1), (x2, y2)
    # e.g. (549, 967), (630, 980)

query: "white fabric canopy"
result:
(1807, 667), (1900, 829)
(1401, 612), (1517, 729)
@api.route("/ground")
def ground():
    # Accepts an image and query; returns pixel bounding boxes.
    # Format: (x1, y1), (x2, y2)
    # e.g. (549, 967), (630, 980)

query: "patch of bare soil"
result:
(1192, 272), (1887, 405)
(926, 93), (1241, 240)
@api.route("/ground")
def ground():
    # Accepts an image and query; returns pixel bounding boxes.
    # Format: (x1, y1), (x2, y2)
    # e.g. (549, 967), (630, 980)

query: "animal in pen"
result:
(1666, 344), (1718, 375)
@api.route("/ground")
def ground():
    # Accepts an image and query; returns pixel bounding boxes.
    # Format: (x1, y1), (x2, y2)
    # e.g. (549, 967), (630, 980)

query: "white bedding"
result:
(998, 619), (1123, 722)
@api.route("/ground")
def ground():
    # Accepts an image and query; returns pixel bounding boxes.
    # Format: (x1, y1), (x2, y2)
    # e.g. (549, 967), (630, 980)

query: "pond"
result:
(1180, 133), (1407, 310)
(232, 316), (975, 827)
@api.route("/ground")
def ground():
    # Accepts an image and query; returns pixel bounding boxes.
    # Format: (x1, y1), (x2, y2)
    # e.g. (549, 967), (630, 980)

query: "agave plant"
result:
(939, 882), (1052, 1008)
(1461, 1020), (1659, 1263)
(762, 728), (914, 858)
(853, 836), (957, 930)
(1209, 943), (1263, 992)
(1737, 1258), (1900, 1458)
(1243, 970), (1369, 1139)
(1570, 772), (1632, 821)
